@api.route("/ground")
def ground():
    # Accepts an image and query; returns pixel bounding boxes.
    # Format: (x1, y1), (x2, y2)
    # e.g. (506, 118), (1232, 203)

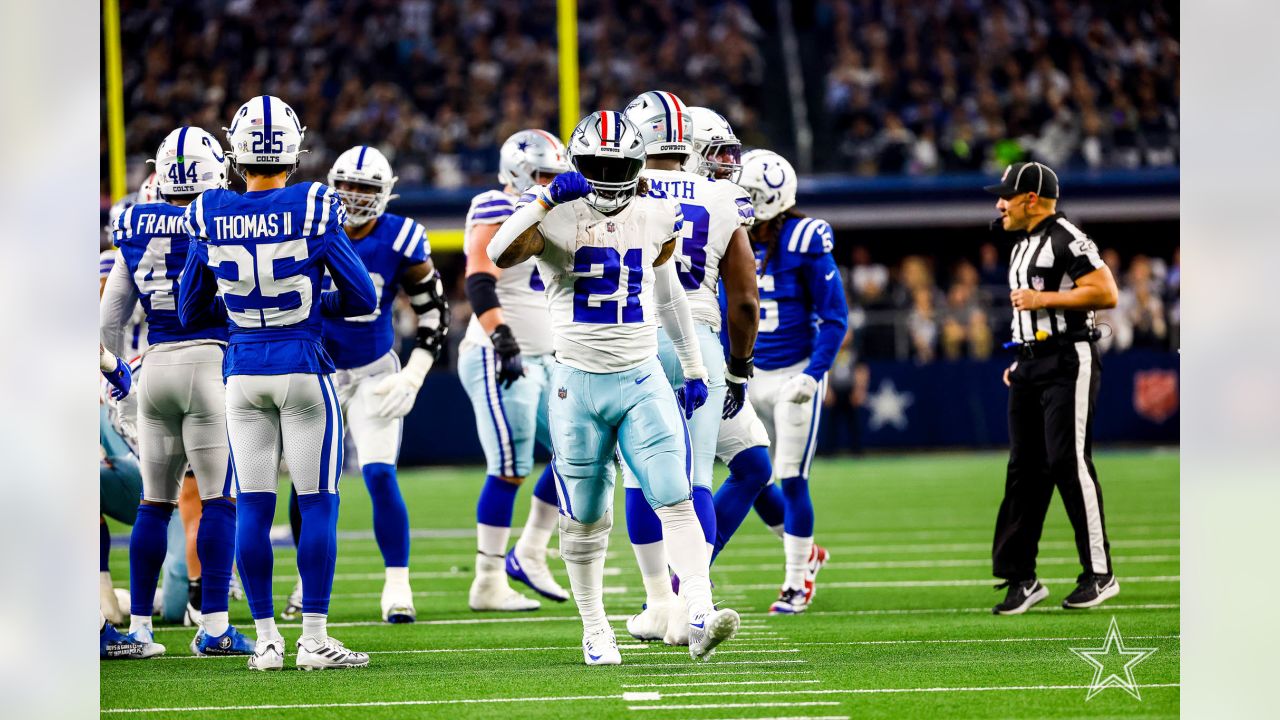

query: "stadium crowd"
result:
(106, 0), (1177, 201)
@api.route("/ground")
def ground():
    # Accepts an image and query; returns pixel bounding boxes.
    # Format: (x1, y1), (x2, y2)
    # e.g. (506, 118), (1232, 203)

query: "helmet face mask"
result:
(687, 106), (743, 182)
(499, 129), (570, 194)
(568, 111), (647, 213)
(328, 145), (397, 225)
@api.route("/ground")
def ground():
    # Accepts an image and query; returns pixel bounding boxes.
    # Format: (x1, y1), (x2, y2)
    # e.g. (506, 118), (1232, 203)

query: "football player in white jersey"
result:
(460, 130), (571, 611)
(487, 111), (740, 665)
(616, 92), (760, 646)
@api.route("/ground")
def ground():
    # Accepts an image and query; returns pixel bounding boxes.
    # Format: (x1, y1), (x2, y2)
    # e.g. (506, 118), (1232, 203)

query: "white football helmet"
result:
(622, 90), (695, 163)
(137, 172), (161, 204)
(328, 145), (398, 226)
(688, 106), (743, 182)
(224, 95), (306, 174)
(568, 111), (647, 213)
(738, 149), (797, 222)
(498, 129), (571, 193)
(152, 126), (229, 199)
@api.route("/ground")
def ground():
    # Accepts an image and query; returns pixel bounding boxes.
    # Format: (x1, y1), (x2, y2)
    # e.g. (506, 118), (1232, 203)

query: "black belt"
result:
(1011, 331), (1098, 360)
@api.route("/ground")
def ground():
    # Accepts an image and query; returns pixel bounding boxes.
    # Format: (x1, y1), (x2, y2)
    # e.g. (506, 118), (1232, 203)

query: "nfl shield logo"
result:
(557, 387), (568, 399)
(606, 221), (616, 233)
(1031, 276), (1045, 291)
(1133, 369), (1178, 423)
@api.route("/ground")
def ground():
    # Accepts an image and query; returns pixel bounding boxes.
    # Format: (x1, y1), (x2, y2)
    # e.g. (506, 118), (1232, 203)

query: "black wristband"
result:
(465, 272), (501, 317)
(727, 354), (754, 380)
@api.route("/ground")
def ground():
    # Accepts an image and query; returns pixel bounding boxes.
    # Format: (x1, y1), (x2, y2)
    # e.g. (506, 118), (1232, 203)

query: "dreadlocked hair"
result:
(751, 207), (807, 274)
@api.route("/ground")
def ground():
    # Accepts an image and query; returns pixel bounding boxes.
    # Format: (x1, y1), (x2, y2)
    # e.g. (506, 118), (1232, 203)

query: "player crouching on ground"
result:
(486, 111), (740, 665)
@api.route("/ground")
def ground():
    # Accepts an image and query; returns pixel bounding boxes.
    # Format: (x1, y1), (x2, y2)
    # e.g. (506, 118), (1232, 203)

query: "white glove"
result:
(371, 349), (433, 419)
(780, 373), (819, 404)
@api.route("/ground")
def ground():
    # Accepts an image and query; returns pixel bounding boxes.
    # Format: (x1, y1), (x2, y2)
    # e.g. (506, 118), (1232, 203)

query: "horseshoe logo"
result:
(762, 163), (786, 189)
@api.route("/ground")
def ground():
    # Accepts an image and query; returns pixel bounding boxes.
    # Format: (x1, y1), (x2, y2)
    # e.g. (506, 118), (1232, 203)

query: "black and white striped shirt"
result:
(1007, 212), (1106, 344)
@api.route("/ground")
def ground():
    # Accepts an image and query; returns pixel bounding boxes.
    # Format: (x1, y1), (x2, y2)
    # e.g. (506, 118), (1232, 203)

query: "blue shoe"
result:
(117, 626), (166, 658)
(101, 622), (156, 660)
(191, 625), (255, 656)
(505, 547), (569, 602)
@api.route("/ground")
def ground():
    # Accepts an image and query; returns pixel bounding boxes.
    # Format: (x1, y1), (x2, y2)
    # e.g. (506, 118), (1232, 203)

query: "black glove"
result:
(722, 354), (753, 419)
(489, 324), (525, 389)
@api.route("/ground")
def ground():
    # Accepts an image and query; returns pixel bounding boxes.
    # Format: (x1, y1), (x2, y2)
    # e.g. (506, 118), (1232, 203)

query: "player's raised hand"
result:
(546, 171), (593, 205)
(489, 324), (525, 389)
(101, 354), (133, 400)
(781, 373), (819, 404)
(676, 378), (709, 419)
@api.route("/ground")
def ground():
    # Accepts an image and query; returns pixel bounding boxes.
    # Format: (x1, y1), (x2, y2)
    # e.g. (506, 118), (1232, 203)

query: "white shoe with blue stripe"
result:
(582, 626), (621, 666)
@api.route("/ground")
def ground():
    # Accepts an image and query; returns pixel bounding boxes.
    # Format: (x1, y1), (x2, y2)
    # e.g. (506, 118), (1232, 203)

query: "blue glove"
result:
(675, 378), (709, 420)
(547, 171), (593, 205)
(102, 357), (132, 400)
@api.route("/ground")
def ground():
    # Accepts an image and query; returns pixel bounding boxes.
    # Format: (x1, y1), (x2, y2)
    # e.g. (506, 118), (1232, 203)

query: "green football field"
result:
(100, 449), (1179, 718)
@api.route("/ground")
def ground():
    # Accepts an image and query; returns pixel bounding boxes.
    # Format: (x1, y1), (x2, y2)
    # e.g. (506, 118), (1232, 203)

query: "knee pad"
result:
(558, 511), (612, 565)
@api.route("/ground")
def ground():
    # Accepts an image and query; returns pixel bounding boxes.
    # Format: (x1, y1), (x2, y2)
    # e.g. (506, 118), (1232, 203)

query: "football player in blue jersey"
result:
(617, 92), (760, 647)
(100, 126), (253, 657)
(313, 144), (449, 623)
(178, 96), (378, 671)
(460, 129), (571, 612)
(729, 150), (848, 614)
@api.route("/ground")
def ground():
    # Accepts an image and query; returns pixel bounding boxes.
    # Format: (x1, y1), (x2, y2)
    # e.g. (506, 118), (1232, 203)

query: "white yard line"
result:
(629, 702), (842, 711)
(710, 554), (1179, 572)
(623, 680), (823, 689)
(706, 538), (1177, 557)
(624, 670), (815, 679)
(731, 575), (1179, 590)
(630, 683), (1182, 701)
(624, 659), (809, 668)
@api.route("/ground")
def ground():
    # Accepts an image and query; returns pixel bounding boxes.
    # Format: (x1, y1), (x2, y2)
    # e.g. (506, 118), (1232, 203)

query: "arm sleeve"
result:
(99, 253), (140, 358)
(801, 251), (850, 379)
(176, 240), (221, 328)
(319, 226), (378, 318)
(654, 259), (707, 380)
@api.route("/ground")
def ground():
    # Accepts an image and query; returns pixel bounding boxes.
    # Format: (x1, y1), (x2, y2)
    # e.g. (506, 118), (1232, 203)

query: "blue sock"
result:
(128, 504), (172, 617)
(532, 464), (558, 506)
(288, 485), (302, 548)
(754, 482), (787, 528)
(692, 486), (717, 547)
(780, 475), (815, 537)
(624, 488), (664, 545)
(712, 446), (773, 563)
(100, 522), (110, 572)
(476, 474), (519, 527)
(197, 498), (236, 615)
(297, 492), (340, 616)
(235, 492), (277, 620)
(363, 463), (410, 567)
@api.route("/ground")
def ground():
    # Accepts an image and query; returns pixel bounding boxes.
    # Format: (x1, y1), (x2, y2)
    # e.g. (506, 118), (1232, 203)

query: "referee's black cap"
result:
(984, 161), (1059, 199)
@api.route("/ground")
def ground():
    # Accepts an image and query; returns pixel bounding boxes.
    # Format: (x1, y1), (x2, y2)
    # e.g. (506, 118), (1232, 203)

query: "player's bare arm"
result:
(1010, 265), (1119, 312)
(654, 237), (677, 266)
(720, 227), (759, 359)
(493, 224), (545, 270)
(464, 223), (509, 334)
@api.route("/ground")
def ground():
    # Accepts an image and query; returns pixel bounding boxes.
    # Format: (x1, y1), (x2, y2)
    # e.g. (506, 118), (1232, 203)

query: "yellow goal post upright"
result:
(557, 0), (580, 145)
(104, 0), (127, 203)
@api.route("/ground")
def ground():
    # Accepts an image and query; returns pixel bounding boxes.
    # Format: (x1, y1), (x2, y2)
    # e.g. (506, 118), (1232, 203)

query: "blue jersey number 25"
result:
(572, 246), (643, 324)
(675, 203), (710, 290)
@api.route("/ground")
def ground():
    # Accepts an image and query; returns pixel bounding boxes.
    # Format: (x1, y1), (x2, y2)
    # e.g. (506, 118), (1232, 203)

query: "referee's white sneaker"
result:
(1062, 574), (1120, 609)
(295, 636), (370, 670)
(582, 626), (622, 666)
(992, 578), (1049, 615)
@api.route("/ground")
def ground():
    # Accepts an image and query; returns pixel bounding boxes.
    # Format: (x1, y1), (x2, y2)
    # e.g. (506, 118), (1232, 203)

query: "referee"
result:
(983, 162), (1122, 615)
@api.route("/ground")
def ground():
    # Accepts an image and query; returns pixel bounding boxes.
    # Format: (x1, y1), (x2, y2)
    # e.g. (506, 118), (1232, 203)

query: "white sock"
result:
(476, 523), (511, 557)
(654, 501), (713, 617)
(767, 523), (785, 540)
(475, 551), (506, 579)
(631, 541), (675, 606)
(203, 611), (229, 637)
(301, 613), (327, 642)
(559, 513), (611, 633)
(783, 533), (813, 590)
(254, 617), (280, 641)
(128, 614), (152, 635)
(515, 497), (558, 555)
(385, 566), (410, 590)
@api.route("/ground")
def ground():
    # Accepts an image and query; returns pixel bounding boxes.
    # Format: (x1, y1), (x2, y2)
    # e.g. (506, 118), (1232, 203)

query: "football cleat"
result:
(123, 626), (167, 658)
(248, 636), (285, 671)
(191, 625), (255, 656)
(228, 573), (245, 602)
(664, 602), (690, 646)
(506, 547), (569, 602)
(281, 578), (303, 620)
(769, 586), (810, 615)
(184, 602), (202, 627)
(803, 544), (830, 603)
(101, 622), (160, 660)
(100, 573), (124, 626)
(993, 579), (1050, 615)
(626, 602), (672, 642)
(582, 626), (622, 666)
(381, 584), (417, 624)
(1062, 574), (1120, 609)
(469, 577), (541, 612)
(688, 607), (739, 661)
(295, 636), (370, 671)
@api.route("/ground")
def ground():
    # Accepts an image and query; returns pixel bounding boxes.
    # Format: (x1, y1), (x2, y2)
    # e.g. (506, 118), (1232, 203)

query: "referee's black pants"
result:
(993, 341), (1113, 582)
